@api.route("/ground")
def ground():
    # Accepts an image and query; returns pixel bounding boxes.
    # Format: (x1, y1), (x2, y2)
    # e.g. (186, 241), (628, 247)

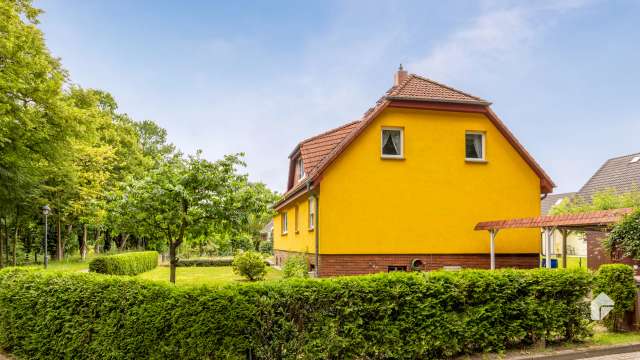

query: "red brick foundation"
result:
(586, 230), (640, 274)
(274, 250), (539, 277)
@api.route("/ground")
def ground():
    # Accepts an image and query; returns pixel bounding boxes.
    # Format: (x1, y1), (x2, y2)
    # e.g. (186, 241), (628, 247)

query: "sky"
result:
(38, 0), (640, 194)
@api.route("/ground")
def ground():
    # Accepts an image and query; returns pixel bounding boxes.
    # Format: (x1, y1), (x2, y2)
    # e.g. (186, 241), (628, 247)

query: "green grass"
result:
(137, 265), (283, 286)
(590, 330), (640, 346)
(22, 256), (91, 272)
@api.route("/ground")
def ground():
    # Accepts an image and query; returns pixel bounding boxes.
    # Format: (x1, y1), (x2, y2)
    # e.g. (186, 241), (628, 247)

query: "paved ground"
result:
(587, 352), (640, 359)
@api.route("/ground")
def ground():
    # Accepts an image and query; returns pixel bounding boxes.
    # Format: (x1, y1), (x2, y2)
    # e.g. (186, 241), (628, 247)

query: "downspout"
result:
(307, 180), (320, 277)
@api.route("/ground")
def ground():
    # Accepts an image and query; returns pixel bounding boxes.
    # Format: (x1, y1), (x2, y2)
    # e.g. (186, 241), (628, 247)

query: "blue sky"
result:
(38, 0), (640, 194)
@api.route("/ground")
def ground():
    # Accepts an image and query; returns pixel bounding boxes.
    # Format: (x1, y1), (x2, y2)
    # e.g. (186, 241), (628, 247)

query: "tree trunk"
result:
(119, 234), (129, 251)
(56, 216), (63, 260)
(0, 218), (4, 269)
(12, 221), (18, 267)
(169, 242), (177, 284)
(81, 224), (88, 260)
(94, 228), (100, 254)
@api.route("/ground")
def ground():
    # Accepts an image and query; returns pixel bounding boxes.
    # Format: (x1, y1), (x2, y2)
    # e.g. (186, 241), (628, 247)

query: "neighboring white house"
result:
(541, 192), (586, 258)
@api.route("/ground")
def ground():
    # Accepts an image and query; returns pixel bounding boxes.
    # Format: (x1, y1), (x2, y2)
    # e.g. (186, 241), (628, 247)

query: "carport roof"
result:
(474, 208), (633, 231)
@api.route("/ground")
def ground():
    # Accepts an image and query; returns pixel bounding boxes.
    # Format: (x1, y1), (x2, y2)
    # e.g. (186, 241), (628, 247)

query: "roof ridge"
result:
(409, 74), (489, 103)
(603, 151), (640, 161)
(388, 74), (416, 96)
(300, 120), (361, 145)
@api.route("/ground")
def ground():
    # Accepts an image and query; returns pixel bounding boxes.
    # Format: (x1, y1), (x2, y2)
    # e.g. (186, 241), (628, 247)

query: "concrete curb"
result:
(507, 342), (640, 359)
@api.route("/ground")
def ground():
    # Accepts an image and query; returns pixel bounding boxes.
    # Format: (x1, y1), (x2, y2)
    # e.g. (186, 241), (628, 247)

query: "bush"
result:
(282, 255), (309, 279)
(593, 264), (637, 331)
(0, 268), (592, 359)
(88, 251), (158, 275)
(258, 240), (273, 254)
(176, 257), (233, 267)
(232, 251), (267, 281)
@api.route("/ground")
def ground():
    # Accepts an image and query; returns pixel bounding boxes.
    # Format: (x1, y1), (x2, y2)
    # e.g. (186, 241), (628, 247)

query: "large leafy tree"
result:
(124, 152), (256, 283)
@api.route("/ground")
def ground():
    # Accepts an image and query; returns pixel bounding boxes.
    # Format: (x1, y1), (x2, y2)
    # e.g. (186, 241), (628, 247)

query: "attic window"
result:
(381, 128), (403, 159)
(465, 131), (485, 161)
(297, 158), (305, 180)
(631, 156), (640, 164)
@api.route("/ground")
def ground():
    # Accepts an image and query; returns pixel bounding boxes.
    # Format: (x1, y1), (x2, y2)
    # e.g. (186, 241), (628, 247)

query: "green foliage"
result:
(604, 209), (640, 260)
(176, 258), (233, 267)
(0, 268), (593, 359)
(282, 255), (309, 279)
(258, 240), (273, 254)
(593, 264), (637, 331)
(232, 251), (267, 281)
(88, 251), (158, 275)
(551, 188), (640, 215)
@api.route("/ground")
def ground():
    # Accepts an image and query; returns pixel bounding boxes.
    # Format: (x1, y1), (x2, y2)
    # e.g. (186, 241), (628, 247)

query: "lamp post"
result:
(42, 205), (50, 269)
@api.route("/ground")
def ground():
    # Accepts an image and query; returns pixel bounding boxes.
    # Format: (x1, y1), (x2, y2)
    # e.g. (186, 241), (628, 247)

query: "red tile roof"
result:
(474, 208), (634, 231)
(387, 74), (490, 105)
(274, 72), (555, 210)
(299, 121), (362, 175)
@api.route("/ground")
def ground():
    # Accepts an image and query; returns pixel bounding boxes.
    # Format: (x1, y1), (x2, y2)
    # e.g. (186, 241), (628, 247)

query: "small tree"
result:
(232, 251), (267, 281)
(593, 264), (637, 331)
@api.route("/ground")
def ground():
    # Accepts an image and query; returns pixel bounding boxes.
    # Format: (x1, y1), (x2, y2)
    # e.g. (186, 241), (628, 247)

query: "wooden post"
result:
(544, 227), (553, 269)
(560, 229), (570, 269)
(489, 229), (498, 270)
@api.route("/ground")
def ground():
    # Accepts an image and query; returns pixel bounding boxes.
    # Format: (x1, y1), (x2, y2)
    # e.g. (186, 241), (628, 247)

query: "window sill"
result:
(281, 232), (288, 236)
(295, 230), (300, 234)
(308, 228), (315, 232)
(465, 159), (488, 164)
(381, 156), (405, 160)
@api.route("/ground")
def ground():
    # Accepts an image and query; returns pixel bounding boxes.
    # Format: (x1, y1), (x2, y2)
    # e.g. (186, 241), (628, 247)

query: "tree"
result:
(124, 152), (255, 283)
(604, 209), (640, 260)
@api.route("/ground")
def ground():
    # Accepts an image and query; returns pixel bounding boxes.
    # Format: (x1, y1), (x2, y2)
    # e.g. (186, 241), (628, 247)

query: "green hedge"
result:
(0, 268), (592, 359)
(593, 264), (637, 330)
(88, 251), (158, 275)
(176, 257), (233, 267)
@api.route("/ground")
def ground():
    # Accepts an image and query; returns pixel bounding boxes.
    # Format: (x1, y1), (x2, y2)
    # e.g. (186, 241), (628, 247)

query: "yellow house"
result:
(273, 66), (555, 277)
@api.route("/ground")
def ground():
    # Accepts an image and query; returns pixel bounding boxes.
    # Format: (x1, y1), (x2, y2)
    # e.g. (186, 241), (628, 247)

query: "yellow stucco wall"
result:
(275, 107), (542, 255)
(273, 194), (316, 253)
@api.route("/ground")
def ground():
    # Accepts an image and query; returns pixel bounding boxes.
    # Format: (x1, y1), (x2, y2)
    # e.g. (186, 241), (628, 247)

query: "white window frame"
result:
(465, 131), (486, 162)
(381, 127), (404, 159)
(281, 212), (288, 235)
(297, 158), (305, 181)
(308, 197), (315, 230)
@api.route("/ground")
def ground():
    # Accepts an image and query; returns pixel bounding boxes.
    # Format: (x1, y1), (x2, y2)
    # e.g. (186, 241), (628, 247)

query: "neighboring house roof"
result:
(577, 152), (640, 201)
(260, 219), (274, 234)
(541, 192), (576, 215)
(275, 70), (555, 210)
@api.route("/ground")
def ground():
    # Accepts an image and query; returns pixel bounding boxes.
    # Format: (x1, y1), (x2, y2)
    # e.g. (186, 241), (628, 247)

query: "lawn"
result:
(23, 256), (91, 272)
(137, 265), (283, 286)
(541, 255), (588, 269)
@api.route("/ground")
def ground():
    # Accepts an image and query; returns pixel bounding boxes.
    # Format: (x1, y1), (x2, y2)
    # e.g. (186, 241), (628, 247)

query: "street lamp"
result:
(42, 205), (50, 269)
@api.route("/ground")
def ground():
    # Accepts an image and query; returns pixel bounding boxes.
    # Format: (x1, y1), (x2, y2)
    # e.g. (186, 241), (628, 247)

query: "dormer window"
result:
(297, 158), (305, 181)
(381, 128), (403, 159)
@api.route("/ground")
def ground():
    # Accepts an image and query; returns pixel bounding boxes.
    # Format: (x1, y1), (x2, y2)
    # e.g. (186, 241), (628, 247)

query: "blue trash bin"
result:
(541, 258), (558, 268)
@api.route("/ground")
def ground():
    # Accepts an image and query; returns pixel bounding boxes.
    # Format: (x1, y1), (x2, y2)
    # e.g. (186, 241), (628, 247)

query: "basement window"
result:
(387, 265), (407, 272)
(465, 131), (485, 161)
(381, 128), (403, 159)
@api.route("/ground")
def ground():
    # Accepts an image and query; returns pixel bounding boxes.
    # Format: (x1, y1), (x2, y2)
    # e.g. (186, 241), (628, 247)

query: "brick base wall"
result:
(587, 230), (640, 274)
(274, 250), (539, 277)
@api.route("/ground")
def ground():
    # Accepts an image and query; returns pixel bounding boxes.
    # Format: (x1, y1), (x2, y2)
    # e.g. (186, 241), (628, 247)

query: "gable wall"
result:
(318, 107), (541, 254)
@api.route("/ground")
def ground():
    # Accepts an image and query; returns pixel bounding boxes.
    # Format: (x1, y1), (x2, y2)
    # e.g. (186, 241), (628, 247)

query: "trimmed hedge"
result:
(176, 257), (233, 267)
(593, 264), (637, 330)
(88, 251), (158, 275)
(0, 268), (592, 359)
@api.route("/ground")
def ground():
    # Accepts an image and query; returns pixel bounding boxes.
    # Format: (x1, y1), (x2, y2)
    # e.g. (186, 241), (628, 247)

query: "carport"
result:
(474, 208), (633, 270)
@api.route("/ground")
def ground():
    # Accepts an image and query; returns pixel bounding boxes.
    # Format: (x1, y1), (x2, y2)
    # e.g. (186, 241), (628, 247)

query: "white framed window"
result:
(294, 206), (299, 233)
(465, 131), (485, 161)
(281, 212), (288, 235)
(308, 197), (316, 230)
(297, 158), (305, 181)
(381, 127), (403, 159)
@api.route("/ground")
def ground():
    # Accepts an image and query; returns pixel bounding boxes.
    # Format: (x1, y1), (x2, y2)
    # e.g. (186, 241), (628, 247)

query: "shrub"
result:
(232, 251), (267, 281)
(593, 264), (637, 331)
(176, 257), (233, 267)
(0, 268), (592, 359)
(258, 240), (273, 254)
(88, 251), (158, 275)
(282, 255), (309, 279)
